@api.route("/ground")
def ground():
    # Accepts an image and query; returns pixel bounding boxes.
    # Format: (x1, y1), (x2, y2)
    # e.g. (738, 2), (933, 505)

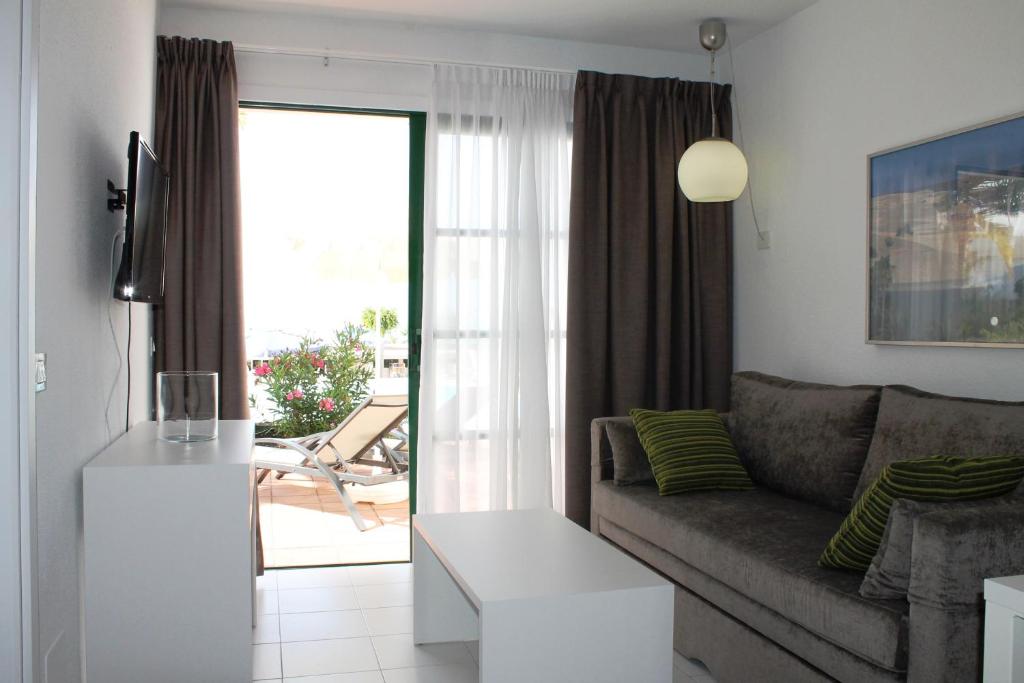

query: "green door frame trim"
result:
(407, 111), (425, 527)
(239, 101), (426, 567)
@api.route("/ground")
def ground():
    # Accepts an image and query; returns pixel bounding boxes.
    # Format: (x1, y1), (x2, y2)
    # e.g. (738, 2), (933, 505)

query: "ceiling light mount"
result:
(698, 19), (727, 53)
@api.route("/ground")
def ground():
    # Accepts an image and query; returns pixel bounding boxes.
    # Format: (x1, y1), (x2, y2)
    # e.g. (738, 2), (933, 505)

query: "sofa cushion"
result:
(591, 480), (909, 670)
(728, 372), (882, 512)
(820, 455), (1024, 571)
(630, 409), (753, 495)
(853, 385), (1024, 503)
(605, 420), (654, 486)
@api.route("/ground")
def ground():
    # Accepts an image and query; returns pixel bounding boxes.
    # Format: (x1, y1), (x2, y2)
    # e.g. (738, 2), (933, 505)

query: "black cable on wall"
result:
(125, 302), (131, 433)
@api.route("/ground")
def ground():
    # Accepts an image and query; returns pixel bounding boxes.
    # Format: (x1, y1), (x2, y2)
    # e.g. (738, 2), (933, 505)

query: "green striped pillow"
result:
(819, 455), (1024, 571)
(629, 408), (754, 496)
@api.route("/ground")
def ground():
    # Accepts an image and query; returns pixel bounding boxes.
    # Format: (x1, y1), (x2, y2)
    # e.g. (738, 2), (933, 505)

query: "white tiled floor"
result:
(254, 563), (716, 682)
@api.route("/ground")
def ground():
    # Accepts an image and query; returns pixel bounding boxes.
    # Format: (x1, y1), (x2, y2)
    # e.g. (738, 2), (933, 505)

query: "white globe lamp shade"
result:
(677, 138), (749, 202)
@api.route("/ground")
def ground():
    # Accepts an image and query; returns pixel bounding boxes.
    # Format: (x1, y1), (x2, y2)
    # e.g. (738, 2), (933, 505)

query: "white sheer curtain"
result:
(417, 64), (574, 514)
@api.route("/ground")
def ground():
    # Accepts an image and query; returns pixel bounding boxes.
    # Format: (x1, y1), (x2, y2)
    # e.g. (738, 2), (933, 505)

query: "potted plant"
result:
(361, 307), (400, 338)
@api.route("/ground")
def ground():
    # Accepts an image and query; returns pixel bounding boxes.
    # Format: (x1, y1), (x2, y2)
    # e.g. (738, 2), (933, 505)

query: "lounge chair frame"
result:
(254, 395), (409, 531)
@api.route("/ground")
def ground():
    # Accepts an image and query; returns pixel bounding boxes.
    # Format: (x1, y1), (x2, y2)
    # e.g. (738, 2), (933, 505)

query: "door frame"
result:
(2, 0), (39, 680)
(238, 101), (426, 563)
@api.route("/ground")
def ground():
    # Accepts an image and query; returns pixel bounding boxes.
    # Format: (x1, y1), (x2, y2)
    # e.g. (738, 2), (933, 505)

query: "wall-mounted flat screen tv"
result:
(114, 131), (169, 302)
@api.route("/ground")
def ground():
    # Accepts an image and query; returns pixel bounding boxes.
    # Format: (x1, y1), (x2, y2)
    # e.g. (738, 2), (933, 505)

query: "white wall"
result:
(730, 0), (1024, 400)
(157, 4), (709, 111)
(34, 0), (156, 680)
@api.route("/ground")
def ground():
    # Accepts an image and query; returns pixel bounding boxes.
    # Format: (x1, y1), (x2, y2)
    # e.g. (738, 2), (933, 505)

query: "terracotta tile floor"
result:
(258, 472), (411, 568)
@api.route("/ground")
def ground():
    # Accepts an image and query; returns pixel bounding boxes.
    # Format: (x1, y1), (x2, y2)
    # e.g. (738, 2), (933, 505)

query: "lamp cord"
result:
(709, 49), (718, 138)
(726, 37), (766, 239)
(126, 302), (131, 432)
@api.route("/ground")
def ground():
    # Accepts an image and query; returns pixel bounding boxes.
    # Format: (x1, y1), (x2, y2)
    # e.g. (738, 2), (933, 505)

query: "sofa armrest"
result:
(910, 502), (1024, 607)
(591, 417), (631, 485)
(590, 416), (632, 533)
(906, 501), (1024, 682)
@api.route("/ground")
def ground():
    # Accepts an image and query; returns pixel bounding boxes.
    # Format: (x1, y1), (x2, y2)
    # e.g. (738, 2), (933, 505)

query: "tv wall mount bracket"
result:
(107, 179), (126, 212)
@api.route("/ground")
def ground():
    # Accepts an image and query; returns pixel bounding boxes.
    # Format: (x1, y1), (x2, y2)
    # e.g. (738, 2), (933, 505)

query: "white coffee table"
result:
(412, 508), (673, 682)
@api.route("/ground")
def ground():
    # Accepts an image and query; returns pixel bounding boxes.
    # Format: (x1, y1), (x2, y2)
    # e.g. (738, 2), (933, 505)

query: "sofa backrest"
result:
(728, 371), (882, 512)
(852, 385), (1024, 502)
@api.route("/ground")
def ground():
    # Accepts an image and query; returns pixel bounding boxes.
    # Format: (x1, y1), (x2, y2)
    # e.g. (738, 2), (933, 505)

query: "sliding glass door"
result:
(239, 103), (424, 568)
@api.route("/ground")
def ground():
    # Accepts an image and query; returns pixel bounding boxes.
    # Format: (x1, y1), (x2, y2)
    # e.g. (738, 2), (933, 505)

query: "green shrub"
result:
(251, 324), (374, 437)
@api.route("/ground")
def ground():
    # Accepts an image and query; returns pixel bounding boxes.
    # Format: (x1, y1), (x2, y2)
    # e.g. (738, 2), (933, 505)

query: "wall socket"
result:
(757, 230), (772, 250)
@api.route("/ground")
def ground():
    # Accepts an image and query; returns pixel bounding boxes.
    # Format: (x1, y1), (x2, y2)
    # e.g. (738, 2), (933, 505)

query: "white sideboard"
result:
(84, 420), (256, 683)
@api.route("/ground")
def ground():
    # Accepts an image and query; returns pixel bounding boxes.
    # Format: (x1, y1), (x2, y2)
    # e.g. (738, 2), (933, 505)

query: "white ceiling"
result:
(164, 0), (818, 52)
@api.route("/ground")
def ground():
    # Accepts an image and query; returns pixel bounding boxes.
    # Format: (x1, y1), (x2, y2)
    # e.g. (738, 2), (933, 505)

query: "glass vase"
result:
(156, 371), (219, 442)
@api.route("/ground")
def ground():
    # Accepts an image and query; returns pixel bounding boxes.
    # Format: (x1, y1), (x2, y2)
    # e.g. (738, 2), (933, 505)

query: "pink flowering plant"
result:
(250, 324), (374, 437)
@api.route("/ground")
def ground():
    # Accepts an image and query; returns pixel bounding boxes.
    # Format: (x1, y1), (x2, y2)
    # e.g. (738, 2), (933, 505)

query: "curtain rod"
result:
(231, 43), (578, 76)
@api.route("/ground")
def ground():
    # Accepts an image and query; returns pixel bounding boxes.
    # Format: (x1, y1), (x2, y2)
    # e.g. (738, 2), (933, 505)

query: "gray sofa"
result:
(590, 371), (1024, 683)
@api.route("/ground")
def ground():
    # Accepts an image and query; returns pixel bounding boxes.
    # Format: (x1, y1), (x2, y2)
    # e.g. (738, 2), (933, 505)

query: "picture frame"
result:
(866, 111), (1024, 347)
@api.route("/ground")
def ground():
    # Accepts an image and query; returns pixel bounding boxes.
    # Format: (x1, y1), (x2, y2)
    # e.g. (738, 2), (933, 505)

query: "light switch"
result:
(35, 352), (46, 392)
(757, 230), (772, 250)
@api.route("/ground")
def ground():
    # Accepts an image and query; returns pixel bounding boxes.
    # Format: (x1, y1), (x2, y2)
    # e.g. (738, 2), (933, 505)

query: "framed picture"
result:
(867, 112), (1024, 347)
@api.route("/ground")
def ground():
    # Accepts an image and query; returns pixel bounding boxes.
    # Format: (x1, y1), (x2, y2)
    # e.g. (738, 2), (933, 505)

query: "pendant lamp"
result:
(677, 19), (749, 202)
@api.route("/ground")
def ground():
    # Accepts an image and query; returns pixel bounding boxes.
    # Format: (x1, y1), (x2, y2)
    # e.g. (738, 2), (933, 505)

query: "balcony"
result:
(258, 473), (410, 567)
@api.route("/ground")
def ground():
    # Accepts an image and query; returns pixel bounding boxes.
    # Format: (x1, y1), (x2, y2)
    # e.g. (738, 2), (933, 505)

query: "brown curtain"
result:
(154, 36), (248, 421)
(564, 71), (734, 527)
